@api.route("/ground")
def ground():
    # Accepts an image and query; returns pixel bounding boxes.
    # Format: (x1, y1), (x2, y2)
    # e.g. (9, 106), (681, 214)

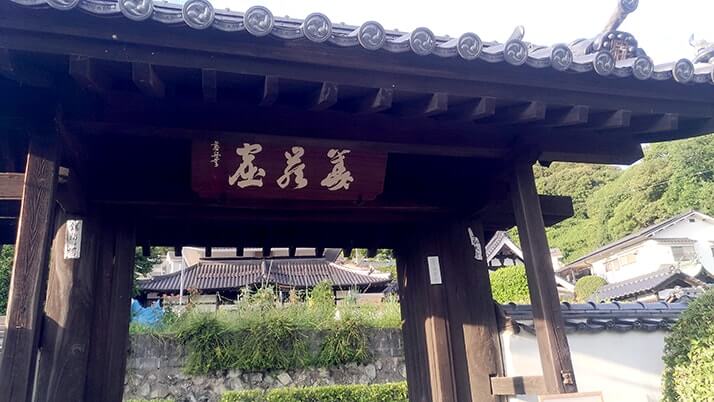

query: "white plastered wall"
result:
(501, 330), (666, 402)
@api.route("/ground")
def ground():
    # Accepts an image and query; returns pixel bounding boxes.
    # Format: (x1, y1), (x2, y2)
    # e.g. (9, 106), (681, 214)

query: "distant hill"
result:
(536, 133), (714, 263)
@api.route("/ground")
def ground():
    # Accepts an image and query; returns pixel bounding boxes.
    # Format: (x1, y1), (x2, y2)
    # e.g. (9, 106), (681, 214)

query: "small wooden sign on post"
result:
(191, 138), (388, 201)
(538, 392), (604, 402)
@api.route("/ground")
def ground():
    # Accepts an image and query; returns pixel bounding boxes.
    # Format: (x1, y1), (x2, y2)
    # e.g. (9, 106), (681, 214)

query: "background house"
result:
(140, 247), (391, 307)
(560, 210), (714, 301)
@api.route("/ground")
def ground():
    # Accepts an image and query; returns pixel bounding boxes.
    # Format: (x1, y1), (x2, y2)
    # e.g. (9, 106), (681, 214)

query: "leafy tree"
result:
(574, 275), (607, 302)
(0, 245), (14, 314)
(489, 265), (530, 304)
(662, 288), (714, 402)
(133, 246), (169, 295)
(536, 133), (714, 263)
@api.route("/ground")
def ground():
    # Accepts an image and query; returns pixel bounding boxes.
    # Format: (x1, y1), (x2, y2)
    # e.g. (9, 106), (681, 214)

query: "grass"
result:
(130, 285), (402, 374)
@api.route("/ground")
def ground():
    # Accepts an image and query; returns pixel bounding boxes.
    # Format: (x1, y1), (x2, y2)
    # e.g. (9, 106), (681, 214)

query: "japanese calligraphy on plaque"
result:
(192, 139), (388, 201)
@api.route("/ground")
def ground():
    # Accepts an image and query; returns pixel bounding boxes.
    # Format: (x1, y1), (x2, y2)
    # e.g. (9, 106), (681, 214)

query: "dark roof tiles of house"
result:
(501, 300), (688, 334)
(140, 258), (390, 292)
(593, 265), (708, 301)
(12, 0), (714, 84)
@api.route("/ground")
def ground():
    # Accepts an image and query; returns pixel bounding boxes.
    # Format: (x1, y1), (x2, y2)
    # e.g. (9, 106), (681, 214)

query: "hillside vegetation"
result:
(537, 133), (714, 263)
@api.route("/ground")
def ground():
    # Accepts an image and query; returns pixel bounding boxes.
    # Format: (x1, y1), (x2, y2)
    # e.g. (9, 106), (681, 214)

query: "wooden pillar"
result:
(438, 221), (504, 402)
(396, 229), (456, 402)
(0, 132), (60, 402)
(34, 208), (100, 402)
(84, 217), (136, 402)
(510, 159), (578, 394)
(396, 222), (504, 402)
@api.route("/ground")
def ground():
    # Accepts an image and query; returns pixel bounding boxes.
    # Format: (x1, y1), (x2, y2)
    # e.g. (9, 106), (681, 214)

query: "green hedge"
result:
(221, 383), (408, 402)
(662, 289), (714, 402)
(490, 265), (530, 304)
(574, 275), (607, 302)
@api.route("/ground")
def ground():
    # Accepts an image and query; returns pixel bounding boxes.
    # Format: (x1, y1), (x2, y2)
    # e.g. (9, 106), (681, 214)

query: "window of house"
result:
(671, 245), (697, 262)
(605, 259), (620, 272)
(619, 252), (637, 267)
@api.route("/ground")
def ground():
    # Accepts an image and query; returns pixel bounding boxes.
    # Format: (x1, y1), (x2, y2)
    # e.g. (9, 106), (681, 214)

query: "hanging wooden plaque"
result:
(191, 138), (388, 201)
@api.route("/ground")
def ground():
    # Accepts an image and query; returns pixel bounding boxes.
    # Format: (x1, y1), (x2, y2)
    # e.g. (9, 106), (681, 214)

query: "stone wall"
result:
(123, 329), (406, 402)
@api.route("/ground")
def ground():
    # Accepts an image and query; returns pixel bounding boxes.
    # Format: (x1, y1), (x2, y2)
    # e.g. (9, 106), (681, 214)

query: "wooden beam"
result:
(491, 376), (547, 396)
(0, 132), (60, 402)
(541, 105), (589, 127)
(510, 159), (577, 394)
(0, 48), (53, 87)
(587, 110), (631, 129)
(394, 93), (449, 117)
(131, 63), (164, 98)
(35, 209), (99, 402)
(259, 75), (279, 106)
(350, 88), (393, 114)
(2, 16), (712, 118)
(69, 56), (111, 93)
(486, 102), (547, 125)
(0, 173), (23, 200)
(308, 82), (338, 111)
(621, 113), (679, 134)
(445, 97), (496, 121)
(202, 69), (217, 103)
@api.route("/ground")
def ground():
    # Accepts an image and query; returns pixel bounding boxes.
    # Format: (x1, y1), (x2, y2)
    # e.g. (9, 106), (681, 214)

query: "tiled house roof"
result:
(500, 300), (688, 334)
(139, 257), (390, 292)
(565, 210), (711, 269)
(10, 0), (714, 84)
(593, 266), (708, 301)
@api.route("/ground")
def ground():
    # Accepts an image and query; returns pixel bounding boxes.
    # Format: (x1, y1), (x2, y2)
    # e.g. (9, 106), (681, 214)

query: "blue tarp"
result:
(131, 299), (164, 327)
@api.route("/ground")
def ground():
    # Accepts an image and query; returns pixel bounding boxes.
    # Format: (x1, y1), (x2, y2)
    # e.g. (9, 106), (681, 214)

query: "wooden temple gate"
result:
(1, 0), (714, 401)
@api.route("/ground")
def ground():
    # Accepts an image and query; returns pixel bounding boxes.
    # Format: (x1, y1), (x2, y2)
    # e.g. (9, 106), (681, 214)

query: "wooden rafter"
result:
(132, 63), (164, 98)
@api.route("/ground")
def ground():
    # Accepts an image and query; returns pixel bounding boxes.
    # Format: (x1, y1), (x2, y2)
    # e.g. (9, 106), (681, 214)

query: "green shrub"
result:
(309, 281), (335, 309)
(574, 275), (607, 302)
(489, 265), (530, 304)
(220, 389), (264, 402)
(221, 383), (408, 402)
(317, 316), (370, 366)
(662, 289), (714, 402)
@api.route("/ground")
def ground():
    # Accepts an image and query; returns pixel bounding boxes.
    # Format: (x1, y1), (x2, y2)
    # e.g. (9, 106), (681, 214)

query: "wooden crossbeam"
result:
(202, 69), (217, 103)
(541, 105), (589, 127)
(132, 63), (165, 98)
(588, 109), (632, 129)
(0, 49), (53, 87)
(350, 88), (393, 114)
(490, 376), (547, 396)
(394, 93), (449, 117)
(259, 75), (279, 106)
(0, 173), (23, 200)
(69, 56), (111, 92)
(487, 101), (547, 125)
(629, 113), (679, 134)
(308, 82), (339, 111)
(446, 97), (496, 121)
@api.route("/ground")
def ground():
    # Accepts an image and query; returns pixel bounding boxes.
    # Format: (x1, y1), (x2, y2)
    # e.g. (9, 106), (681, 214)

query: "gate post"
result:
(84, 217), (136, 402)
(510, 159), (578, 394)
(0, 132), (60, 402)
(396, 221), (504, 402)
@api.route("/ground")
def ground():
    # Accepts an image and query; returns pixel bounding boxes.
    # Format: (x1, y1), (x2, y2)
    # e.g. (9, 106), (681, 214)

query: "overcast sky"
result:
(209, 0), (713, 63)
